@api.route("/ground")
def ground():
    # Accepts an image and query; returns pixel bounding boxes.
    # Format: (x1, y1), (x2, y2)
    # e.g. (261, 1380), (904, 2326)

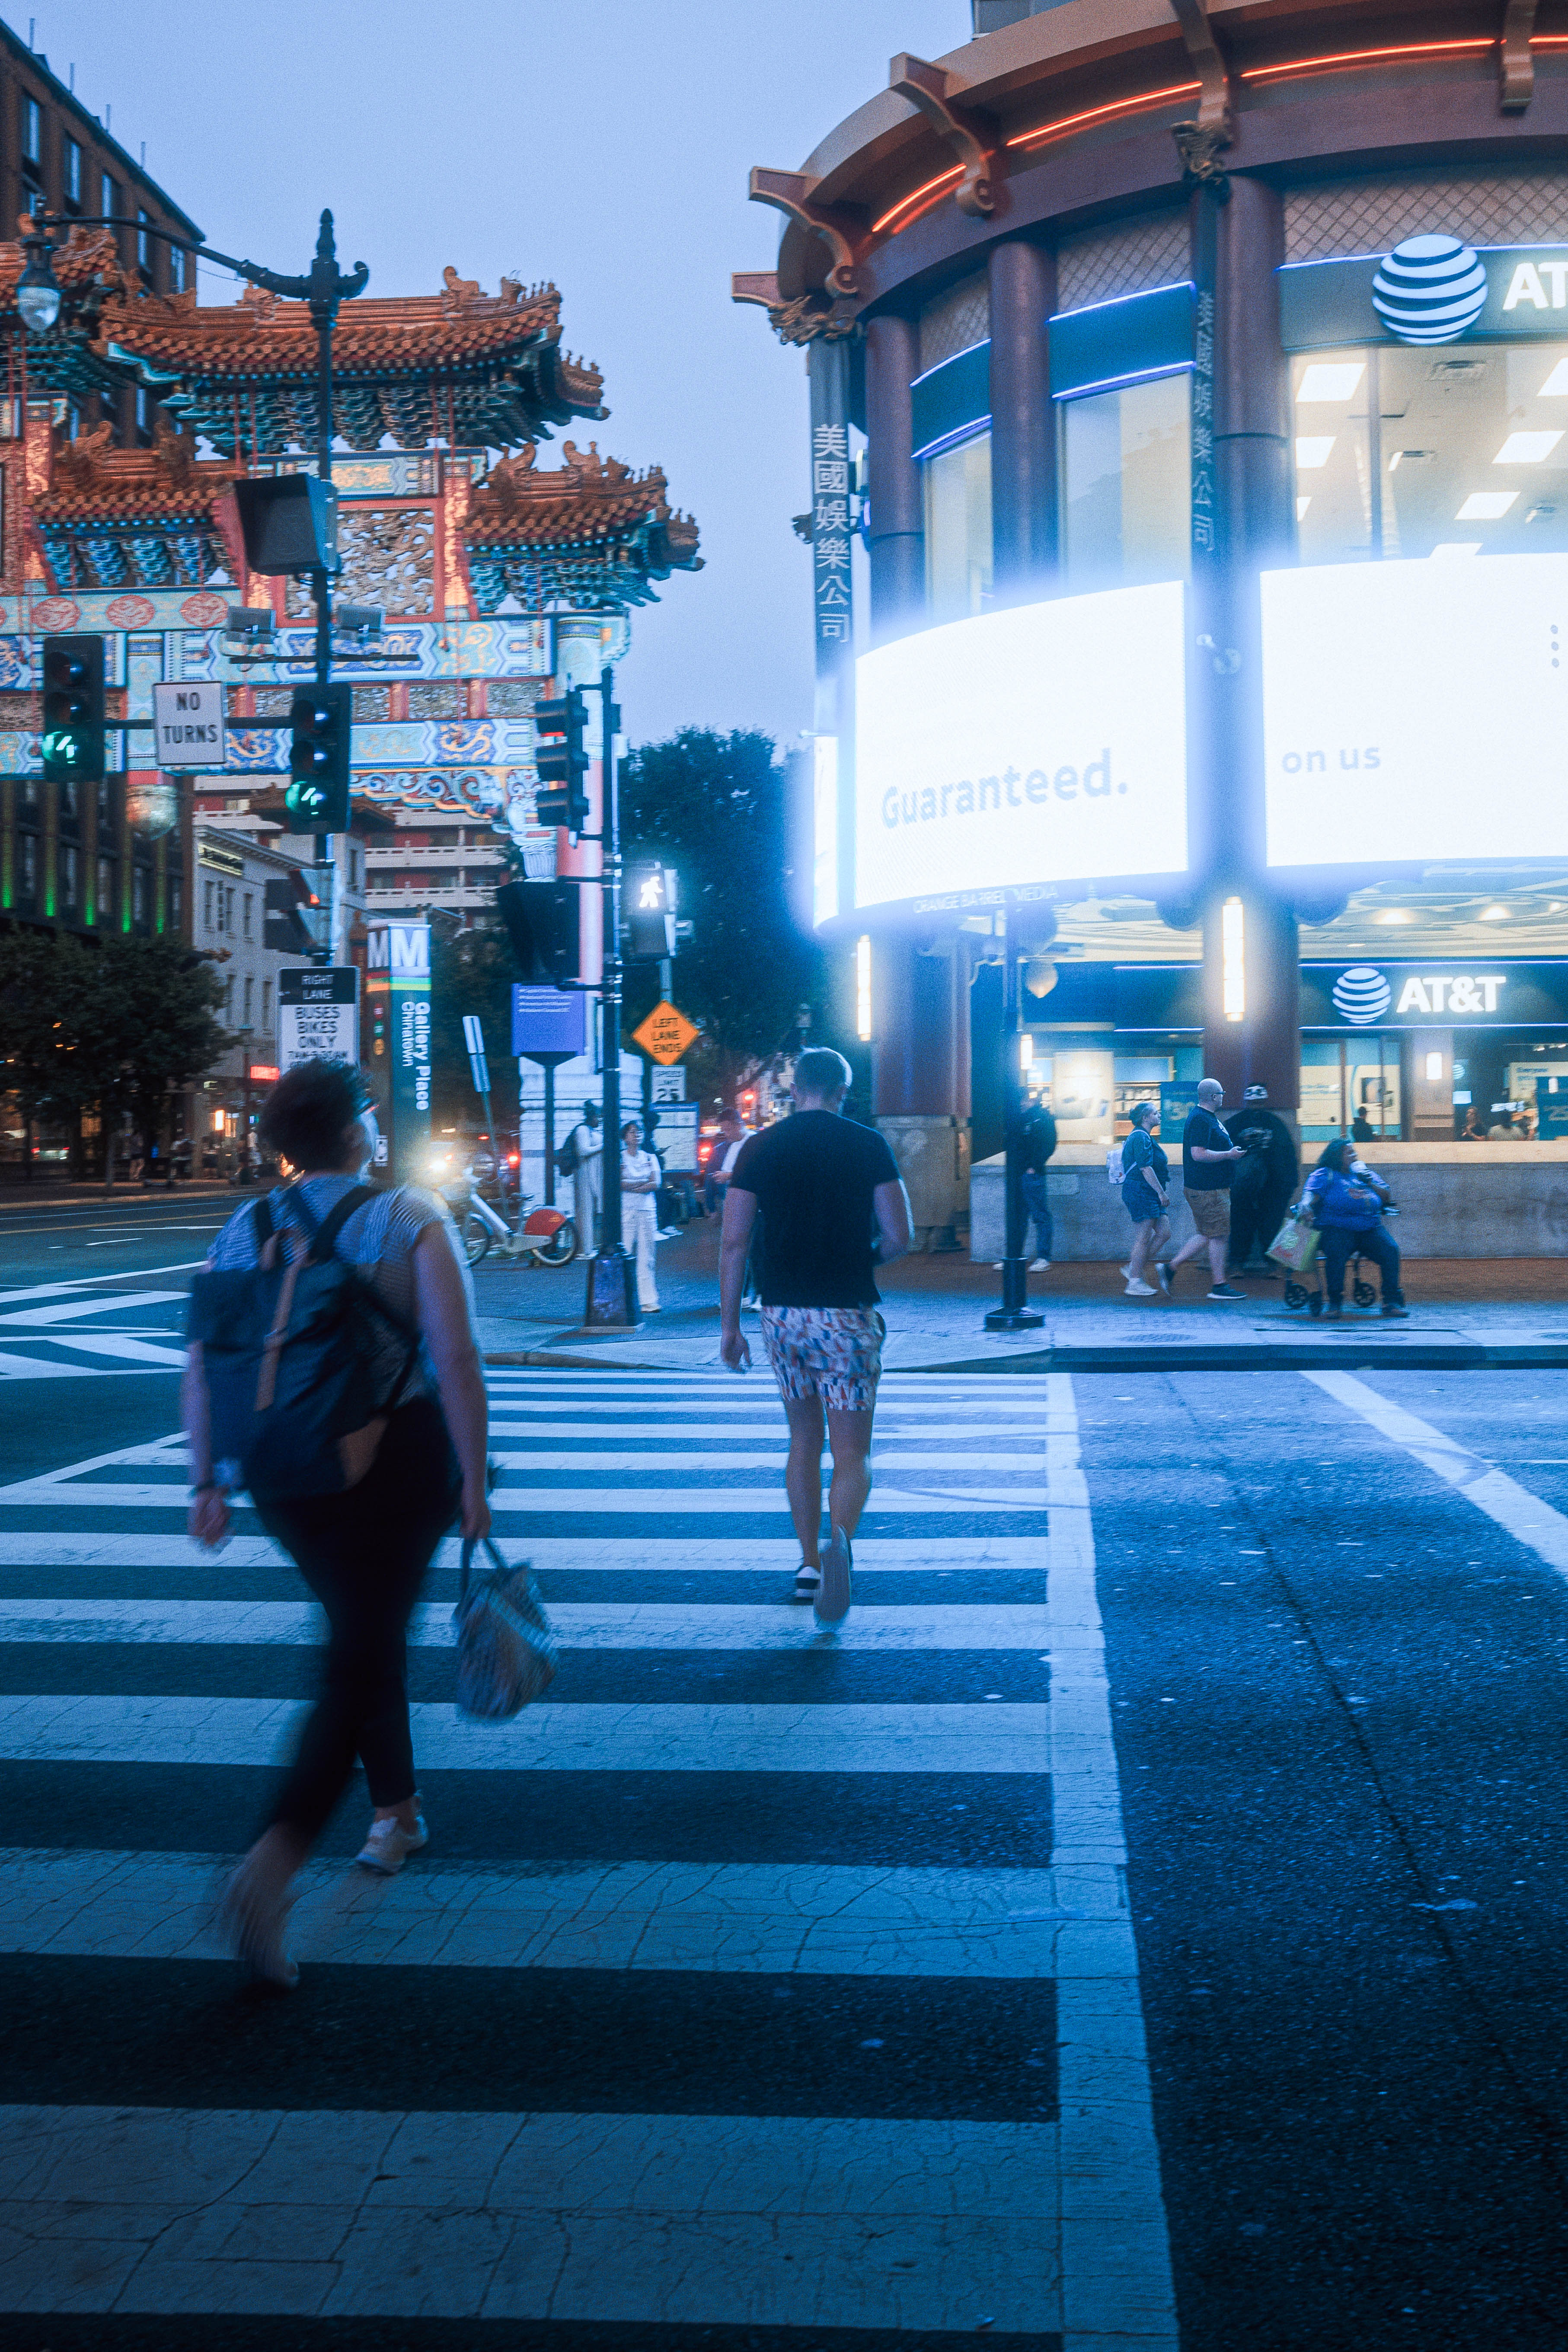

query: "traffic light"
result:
(40, 635), (105, 785)
(285, 682), (353, 831)
(533, 688), (590, 832)
(497, 878), (581, 987)
(264, 872), (326, 957)
(625, 862), (677, 962)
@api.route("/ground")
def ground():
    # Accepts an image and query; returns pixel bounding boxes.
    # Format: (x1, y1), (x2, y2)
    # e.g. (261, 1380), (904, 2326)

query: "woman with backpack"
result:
(182, 1058), (492, 1986)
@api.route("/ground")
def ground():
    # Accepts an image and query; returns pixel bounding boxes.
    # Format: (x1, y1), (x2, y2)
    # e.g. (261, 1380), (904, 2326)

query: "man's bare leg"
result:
(783, 1394), (827, 1570)
(825, 1406), (875, 1539)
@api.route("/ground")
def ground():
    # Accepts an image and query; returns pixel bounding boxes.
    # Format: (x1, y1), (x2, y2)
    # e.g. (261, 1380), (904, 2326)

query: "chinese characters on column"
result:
(1191, 287), (1217, 564)
(811, 422), (853, 654)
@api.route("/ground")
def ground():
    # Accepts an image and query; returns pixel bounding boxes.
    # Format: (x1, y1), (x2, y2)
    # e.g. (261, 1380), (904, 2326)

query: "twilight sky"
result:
(16, 0), (968, 753)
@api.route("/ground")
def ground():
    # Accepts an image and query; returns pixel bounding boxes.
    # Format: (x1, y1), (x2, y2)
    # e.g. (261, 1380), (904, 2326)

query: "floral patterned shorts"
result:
(761, 1307), (885, 1413)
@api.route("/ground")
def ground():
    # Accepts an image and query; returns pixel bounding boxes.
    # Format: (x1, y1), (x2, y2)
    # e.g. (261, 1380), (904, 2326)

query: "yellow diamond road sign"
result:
(633, 1000), (699, 1065)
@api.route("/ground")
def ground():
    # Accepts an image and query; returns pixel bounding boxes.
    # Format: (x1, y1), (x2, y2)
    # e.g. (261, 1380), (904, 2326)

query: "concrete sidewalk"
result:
(473, 1223), (1568, 1374)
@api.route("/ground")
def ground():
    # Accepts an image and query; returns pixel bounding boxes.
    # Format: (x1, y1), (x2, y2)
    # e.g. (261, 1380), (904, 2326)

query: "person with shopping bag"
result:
(182, 1057), (492, 1986)
(1300, 1139), (1408, 1319)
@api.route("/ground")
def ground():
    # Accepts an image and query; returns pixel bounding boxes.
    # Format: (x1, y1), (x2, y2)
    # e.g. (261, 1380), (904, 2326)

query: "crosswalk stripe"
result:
(0, 1598), (1054, 1649)
(0, 1480), (1053, 1513)
(488, 1449), (1046, 1471)
(0, 1693), (1054, 1772)
(0, 1531), (1046, 1570)
(0, 1850), (1120, 1975)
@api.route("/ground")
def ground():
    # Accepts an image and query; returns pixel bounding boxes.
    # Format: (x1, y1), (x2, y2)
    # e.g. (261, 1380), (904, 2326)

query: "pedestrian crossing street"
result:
(0, 1367), (1177, 2349)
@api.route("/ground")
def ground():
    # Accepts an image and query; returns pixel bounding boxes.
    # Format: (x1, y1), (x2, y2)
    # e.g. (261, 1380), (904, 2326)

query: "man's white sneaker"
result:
(356, 1809), (428, 1876)
(794, 1562), (822, 1603)
(1124, 1278), (1157, 1297)
(1028, 1258), (1051, 1272)
(815, 1528), (853, 1626)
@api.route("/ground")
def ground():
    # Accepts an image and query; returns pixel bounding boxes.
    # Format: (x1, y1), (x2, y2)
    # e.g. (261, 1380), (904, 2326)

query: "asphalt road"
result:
(0, 1198), (1565, 2345)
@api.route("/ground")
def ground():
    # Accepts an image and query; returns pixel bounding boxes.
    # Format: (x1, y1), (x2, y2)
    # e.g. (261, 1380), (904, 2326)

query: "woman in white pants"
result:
(620, 1118), (662, 1312)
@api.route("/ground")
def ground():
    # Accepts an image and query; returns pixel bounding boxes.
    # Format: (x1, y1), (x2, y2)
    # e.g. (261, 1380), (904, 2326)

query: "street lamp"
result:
(16, 231), (61, 331)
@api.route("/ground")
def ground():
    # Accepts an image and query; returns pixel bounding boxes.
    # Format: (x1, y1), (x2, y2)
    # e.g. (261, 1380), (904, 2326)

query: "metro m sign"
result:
(366, 921), (431, 979)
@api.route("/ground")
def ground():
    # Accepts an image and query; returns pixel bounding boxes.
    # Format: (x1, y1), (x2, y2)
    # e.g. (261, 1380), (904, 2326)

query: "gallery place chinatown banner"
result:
(853, 581), (1188, 911)
(1261, 553), (1568, 867)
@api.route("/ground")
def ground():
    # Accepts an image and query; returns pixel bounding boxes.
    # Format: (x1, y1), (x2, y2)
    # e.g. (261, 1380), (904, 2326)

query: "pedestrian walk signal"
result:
(285, 682), (352, 831)
(626, 862), (678, 962)
(263, 872), (326, 958)
(40, 634), (105, 784)
(533, 688), (590, 832)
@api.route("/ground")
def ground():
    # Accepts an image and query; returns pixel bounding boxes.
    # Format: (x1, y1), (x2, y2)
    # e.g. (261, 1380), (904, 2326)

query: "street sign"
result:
(152, 681), (227, 772)
(649, 1102), (699, 1172)
(462, 1013), (491, 1099)
(278, 967), (359, 1071)
(632, 1000), (699, 1066)
(512, 984), (588, 1061)
(651, 1064), (686, 1103)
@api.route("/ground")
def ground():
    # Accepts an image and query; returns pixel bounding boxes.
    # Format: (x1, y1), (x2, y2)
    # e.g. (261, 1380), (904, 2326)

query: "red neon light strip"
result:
(1240, 38), (1493, 82)
(1006, 80), (1201, 154)
(874, 167), (963, 236)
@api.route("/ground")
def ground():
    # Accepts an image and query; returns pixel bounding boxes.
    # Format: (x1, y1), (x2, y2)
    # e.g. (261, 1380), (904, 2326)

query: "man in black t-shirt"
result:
(1166, 1076), (1249, 1300)
(720, 1048), (912, 1624)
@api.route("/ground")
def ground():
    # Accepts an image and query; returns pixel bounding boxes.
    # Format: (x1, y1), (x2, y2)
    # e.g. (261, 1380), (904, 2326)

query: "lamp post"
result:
(19, 209), (368, 939)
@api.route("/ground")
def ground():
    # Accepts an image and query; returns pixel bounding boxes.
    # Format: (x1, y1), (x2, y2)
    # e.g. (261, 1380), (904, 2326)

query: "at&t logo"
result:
(1372, 235), (1488, 345)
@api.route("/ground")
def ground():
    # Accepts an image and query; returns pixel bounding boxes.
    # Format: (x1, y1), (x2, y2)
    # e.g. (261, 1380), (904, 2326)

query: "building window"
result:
(169, 245), (185, 293)
(58, 774), (78, 825)
(1292, 342), (1568, 563)
(242, 891), (252, 939)
(64, 139), (82, 211)
(203, 877), (214, 930)
(18, 834), (37, 903)
(923, 432), (993, 623)
(261, 977), (272, 1028)
(101, 171), (118, 222)
(169, 877), (182, 930)
(1060, 371), (1192, 593)
(137, 210), (152, 276)
(243, 975), (253, 1027)
(97, 855), (113, 922)
(132, 866), (149, 926)
(59, 843), (78, 908)
(20, 96), (40, 185)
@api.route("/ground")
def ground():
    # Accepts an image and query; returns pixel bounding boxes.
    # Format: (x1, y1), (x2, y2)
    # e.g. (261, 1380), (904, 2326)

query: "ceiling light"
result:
(1374, 908), (1413, 924)
(1295, 436), (1335, 470)
(1457, 491), (1519, 520)
(1480, 904), (1511, 920)
(1296, 362), (1364, 403)
(1494, 431), (1564, 464)
(1430, 541), (1482, 556)
(1296, 495), (1312, 519)
(1538, 358), (1568, 396)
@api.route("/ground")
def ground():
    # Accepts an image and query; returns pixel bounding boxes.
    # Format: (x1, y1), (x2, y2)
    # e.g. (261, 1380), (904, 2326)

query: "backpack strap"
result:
(252, 1196), (275, 1251)
(308, 1182), (376, 1262)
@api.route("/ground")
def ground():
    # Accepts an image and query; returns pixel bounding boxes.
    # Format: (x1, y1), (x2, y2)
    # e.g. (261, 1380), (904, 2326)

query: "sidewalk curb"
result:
(485, 1349), (697, 1372)
(909, 1342), (1568, 1373)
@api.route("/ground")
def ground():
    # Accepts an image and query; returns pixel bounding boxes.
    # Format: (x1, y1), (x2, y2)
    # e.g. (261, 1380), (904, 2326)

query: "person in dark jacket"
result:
(1021, 1102), (1057, 1272)
(1302, 1138), (1408, 1319)
(1226, 1084), (1300, 1274)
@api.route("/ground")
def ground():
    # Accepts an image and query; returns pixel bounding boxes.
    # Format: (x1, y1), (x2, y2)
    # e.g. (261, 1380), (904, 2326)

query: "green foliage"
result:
(0, 928), (227, 1169)
(429, 923), (520, 1135)
(619, 727), (824, 1108)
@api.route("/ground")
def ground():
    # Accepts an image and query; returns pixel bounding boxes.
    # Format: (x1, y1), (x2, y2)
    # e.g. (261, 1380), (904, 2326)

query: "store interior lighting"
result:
(1295, 436), (1336, 469)
(1494, 431), (1563, 464)
(1425, 1052), (1444, 1082)
(1430, 541), (1482, 555)
(1296, 496), (1312, 519)
(1295, 361), (1365, 402)
(1221, 896), (1245, 1023)
(1457, 490), (1518, 519)
(1539, 358), (1568, 397)
(1481, 904), (1511, 920)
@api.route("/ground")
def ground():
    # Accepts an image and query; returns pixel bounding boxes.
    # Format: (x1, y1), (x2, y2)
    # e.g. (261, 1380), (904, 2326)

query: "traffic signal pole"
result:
(583, 663), (639, 1326)
(310, 223), (339, 961)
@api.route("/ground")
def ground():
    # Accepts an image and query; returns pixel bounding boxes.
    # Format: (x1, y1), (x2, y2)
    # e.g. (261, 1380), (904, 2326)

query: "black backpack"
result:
(185, 1184), (421, 1504)
(555, 1129), (580, 1176)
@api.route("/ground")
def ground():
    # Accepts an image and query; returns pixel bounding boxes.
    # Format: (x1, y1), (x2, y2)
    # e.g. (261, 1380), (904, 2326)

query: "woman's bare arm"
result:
(182, 1339), (230, 1549)
(413, 1221), (491, 1540)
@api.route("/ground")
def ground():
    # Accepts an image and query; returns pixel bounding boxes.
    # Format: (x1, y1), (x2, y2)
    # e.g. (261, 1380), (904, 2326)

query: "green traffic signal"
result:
(286, 682), (353, 831)
(40, 636), (105, 785)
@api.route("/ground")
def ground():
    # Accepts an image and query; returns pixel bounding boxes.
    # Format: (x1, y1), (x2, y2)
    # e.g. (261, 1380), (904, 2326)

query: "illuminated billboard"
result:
(1262, 553), (1568, 866)
(852, 581), (1188, 911)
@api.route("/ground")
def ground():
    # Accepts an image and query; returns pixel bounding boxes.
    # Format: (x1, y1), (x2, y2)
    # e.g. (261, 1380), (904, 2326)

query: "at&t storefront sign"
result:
(1306, 963), (1568, 1029)
(1281, 238), (1568, 350)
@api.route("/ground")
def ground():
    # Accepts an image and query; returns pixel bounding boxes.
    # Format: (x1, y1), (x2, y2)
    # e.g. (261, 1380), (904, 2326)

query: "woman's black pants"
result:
(1321, 1222), (1404, 1307)
(255, 1398), (460, 1843)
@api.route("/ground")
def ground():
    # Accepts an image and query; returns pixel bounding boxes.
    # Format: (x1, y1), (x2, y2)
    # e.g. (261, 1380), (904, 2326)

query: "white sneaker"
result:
(1119, 1263), (1132, 1279)
(1028, 1258), (1051, 1272)
(815, 1528), (853, 1627)
(1124, 1278), (1157, 1297)
(794, 1561), (821, 1602)
(356, 1808), (428, 1876)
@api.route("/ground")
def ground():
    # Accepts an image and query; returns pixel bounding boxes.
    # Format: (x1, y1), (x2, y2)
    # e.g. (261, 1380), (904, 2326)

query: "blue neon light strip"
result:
(1049, 280), (1196, 401)
(910, 339), (992, 463)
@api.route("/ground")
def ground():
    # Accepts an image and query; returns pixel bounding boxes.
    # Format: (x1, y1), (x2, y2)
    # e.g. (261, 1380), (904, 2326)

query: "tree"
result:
(72, 936), (228, 1187)
(619, 728), (826, 1108)
(0, 930), (100, 1179)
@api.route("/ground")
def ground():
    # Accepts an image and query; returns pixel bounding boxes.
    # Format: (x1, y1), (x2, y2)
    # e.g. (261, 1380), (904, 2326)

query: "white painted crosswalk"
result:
(0, 1365), (1177, 2345)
